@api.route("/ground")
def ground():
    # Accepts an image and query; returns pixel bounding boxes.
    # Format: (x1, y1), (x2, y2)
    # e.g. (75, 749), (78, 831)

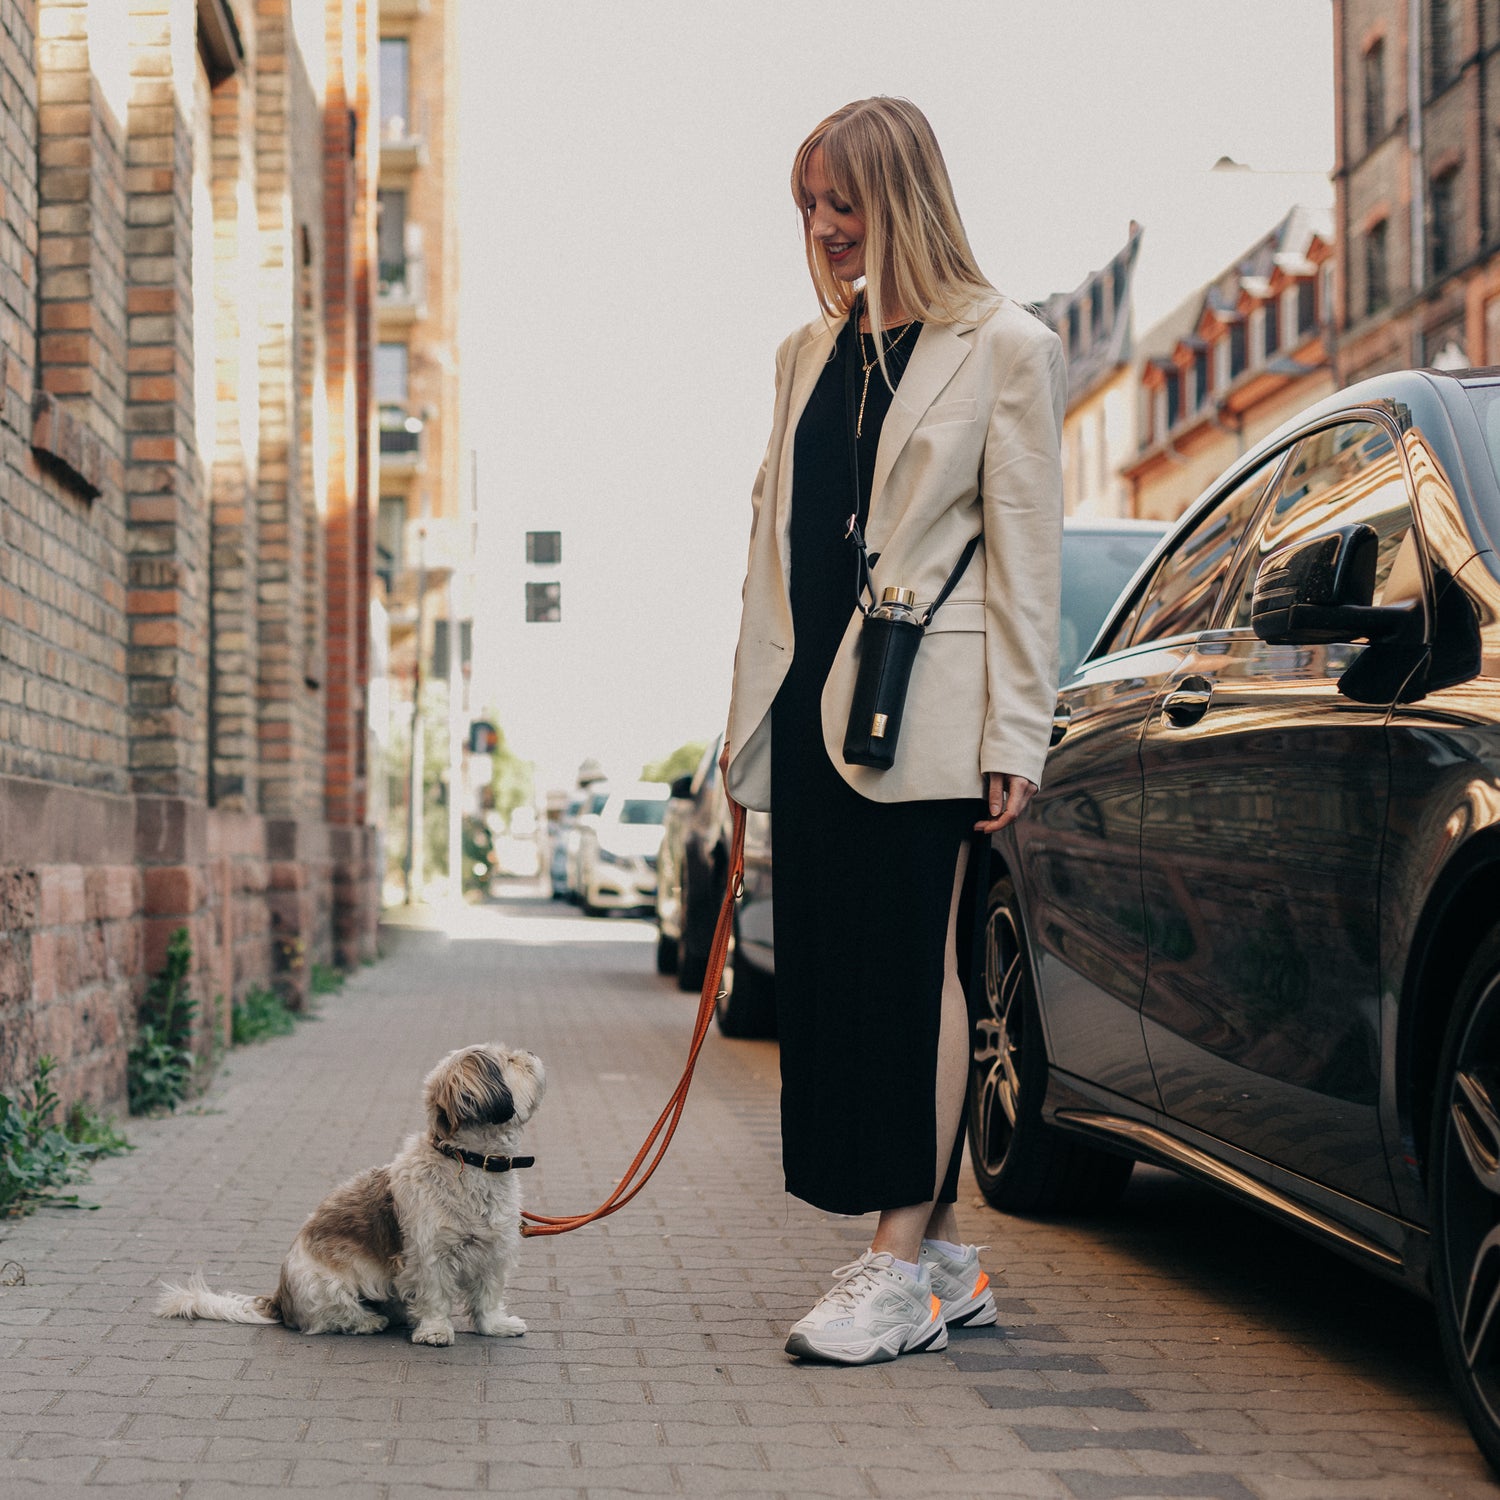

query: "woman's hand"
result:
(974, 772), (1037, 835)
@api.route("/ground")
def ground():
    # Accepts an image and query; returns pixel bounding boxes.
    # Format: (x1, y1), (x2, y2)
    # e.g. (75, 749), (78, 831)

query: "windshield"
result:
(1058, 528), (1163, 678)
(1460, 382), (1500, 531)
(619, 798), (667, 826)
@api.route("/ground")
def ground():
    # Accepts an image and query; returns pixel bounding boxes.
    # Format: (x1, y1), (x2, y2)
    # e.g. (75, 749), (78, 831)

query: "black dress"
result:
(771, 316), (981, 1217)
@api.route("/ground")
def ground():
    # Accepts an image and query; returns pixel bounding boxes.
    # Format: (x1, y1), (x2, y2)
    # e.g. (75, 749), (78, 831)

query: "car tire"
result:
(1429, 926), (1500, 1476)
(656, 930), (678, 975)
(676, 862), (712, 992)
(966, 873), (1133, 1215)
(716, 917), (776, 1039)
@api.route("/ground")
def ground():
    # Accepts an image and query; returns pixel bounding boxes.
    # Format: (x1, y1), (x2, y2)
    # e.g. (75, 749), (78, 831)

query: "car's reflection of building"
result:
(970, 369), (1500, 1476)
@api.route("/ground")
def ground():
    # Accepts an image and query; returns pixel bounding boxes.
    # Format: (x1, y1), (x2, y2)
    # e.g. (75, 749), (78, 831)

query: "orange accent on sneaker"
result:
(930, 1295), (941, 1319)
(973, 1272), (990, 1296)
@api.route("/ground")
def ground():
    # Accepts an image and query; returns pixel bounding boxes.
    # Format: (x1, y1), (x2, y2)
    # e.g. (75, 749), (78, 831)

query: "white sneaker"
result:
(784, 1250), (948, 1365)
(919, 1241), (998, 1328)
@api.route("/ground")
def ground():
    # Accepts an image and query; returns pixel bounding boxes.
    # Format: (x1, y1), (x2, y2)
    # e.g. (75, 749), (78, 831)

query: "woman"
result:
(723, 97), (1065, 1365)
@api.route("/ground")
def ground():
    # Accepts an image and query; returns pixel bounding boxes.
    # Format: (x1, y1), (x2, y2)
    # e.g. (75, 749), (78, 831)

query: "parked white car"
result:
(576, 781), (671, 915)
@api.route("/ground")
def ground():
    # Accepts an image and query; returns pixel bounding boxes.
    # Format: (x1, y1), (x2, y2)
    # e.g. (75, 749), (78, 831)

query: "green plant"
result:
(63, 1101), (131, 1157)
(231, 986), (297, 1045)
(0, 1057), (129, 1217)
(309, 962), (345, 997)
(127, 927), (198, 1115)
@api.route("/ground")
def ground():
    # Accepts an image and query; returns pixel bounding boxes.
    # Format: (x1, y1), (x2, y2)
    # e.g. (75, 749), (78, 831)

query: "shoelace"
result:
(820, 1251), (898, 1311)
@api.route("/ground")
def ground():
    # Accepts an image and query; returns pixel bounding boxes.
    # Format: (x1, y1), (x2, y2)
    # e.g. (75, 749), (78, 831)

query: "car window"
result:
(1118, 459), (1280, 650)
(619, 798), (667, 826)
(1224, 420), (1416, 629)
(1058, 529), (1164, 677)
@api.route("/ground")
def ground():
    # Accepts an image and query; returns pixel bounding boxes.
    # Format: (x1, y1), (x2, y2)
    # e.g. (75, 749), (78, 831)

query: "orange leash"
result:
(521, 801), (747, 1237)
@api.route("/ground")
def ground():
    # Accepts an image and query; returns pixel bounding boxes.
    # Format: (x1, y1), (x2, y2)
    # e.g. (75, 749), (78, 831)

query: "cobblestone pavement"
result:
(3, 885), (1498, 1500)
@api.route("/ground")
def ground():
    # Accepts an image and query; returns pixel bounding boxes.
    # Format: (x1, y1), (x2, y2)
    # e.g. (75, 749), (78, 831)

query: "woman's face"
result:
(801, 147), (866, 284)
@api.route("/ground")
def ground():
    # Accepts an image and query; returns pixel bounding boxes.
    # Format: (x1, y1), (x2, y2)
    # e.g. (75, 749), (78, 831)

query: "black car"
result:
(969, 368), (1500, 1472)
(665, 518), (1170, 1040)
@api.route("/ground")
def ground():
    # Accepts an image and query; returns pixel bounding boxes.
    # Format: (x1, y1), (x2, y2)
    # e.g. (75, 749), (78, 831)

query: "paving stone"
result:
(0, 895), (1490, 1498)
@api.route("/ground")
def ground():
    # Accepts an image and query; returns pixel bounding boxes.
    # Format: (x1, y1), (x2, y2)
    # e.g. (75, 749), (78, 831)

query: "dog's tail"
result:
(156, 1270), (280, 1324)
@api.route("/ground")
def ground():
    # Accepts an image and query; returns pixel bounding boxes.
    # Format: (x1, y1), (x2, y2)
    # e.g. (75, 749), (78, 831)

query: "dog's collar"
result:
(435, 1139), (535, 1173)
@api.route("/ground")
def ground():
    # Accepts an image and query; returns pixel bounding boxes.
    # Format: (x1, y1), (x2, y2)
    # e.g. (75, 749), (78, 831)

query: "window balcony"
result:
(377, 251), (425, 325)
(379, 404), (424, 472)
(378, 107), (428, 174)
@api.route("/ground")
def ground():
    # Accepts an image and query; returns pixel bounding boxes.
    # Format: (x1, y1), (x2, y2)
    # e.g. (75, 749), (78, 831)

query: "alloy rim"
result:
(1443, 966), (1500, 1431)
(972, 900), (1026, 1172)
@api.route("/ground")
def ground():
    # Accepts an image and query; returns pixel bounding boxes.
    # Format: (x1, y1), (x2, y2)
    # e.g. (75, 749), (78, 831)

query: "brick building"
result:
(1335, 0), (1500, 377)
(1125, 207), (1338, 520)
(1042, 223), (1143, 519)
(371, 0), (462, 902)
(0, 0), (382, 1107)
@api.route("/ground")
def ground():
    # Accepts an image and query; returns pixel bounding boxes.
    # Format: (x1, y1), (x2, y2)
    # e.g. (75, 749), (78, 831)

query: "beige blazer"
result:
(725, 294), (1066, 811)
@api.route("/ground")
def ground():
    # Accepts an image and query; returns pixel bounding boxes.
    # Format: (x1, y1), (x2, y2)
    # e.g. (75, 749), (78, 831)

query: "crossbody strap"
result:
(842, 292), (981, 625)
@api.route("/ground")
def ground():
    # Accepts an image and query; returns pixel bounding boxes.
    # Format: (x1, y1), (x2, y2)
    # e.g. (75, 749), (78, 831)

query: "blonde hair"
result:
(791, 97), (996, 344)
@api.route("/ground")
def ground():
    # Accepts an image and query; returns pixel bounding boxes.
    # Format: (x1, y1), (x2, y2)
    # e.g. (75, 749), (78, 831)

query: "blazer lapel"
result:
(773, 317), (841, 578)
(867, 321), (972, 543)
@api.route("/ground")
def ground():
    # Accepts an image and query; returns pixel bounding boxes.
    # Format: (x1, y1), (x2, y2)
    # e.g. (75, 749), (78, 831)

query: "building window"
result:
(1366, 219), (1390, 315)
(379, 37), (410, 139)
(376, 342), (408, 403)
(1165, 368), (1181, 429)
(1296, 279), (1317, 336)
(1112, 258), (1127, 320)
(1067, 302), (1080, 354)
(1363, 39), (1385, 148)
(378, 189), (407, 290)
(376, 495), (405, 591)
(1430, 167), (1458, 279)
(526, 582), (561, 623)
(1193, 348), (1210, 410)
(431, 619), (473, 677)
(526, 530), (561, 565)
(1264, 296), (1281, 357)
(1229, 321), (1248, 379)
(1429, 0), (1457, 93)
(1090, 280), (1104, 341)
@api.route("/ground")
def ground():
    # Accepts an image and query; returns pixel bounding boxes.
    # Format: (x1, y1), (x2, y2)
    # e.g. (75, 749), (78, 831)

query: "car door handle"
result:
(1050, 703), (1072, 746)
(1161, 675), (1213, 726)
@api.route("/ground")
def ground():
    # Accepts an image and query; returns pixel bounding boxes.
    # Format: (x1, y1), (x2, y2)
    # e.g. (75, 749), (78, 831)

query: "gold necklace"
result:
(856, 320), (915, 438)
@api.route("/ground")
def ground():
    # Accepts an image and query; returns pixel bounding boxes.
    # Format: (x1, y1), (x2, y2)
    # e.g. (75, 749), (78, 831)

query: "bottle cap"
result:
(880, 586), (917, 608)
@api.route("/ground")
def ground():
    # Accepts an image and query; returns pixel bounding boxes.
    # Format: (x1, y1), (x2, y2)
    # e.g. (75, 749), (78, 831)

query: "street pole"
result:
(446, 568), (462, 902)
(403, 511), (428, 906)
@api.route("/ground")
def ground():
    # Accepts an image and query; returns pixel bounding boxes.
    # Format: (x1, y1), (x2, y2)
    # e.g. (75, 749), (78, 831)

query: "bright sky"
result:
(456, 0), (1335, 797)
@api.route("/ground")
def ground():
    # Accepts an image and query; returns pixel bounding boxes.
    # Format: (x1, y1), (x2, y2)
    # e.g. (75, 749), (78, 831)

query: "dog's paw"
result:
(410, 1319), (455, 1346)
(475, 1311), (526, 1337)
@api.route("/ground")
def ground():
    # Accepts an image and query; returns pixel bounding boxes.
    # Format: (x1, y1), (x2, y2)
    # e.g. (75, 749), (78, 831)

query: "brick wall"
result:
(0, 0), (383, 1110)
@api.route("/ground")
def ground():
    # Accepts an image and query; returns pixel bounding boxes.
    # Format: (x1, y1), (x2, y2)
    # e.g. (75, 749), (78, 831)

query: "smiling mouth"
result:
(825, 242), (855, 261)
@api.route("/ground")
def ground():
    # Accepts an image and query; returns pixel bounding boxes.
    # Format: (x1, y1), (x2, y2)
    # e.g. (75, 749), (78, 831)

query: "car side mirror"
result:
(669, 774), (693, 800)
(1251, 523), (1419, 646)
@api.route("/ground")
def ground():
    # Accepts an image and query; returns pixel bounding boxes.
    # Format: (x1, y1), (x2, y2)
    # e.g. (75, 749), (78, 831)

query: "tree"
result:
(641, 740), (708, 785)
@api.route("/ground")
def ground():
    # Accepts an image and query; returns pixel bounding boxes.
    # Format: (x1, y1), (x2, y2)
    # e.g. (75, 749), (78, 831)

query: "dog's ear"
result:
(428, 1048), (515, 1134)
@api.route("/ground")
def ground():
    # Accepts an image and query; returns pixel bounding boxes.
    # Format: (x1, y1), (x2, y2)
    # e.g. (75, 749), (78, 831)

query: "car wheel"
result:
(656, 929), (678, 975)
(966, 873), (1133, 1214)
(676, 863), (712, 992)
(1430, 927), (1500, 1476)
(716, 916), (776, 1038)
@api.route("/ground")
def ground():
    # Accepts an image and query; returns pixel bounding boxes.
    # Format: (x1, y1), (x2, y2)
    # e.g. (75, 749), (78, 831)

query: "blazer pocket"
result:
(916, 398), (978, 429)
(923, 598), (985, 634)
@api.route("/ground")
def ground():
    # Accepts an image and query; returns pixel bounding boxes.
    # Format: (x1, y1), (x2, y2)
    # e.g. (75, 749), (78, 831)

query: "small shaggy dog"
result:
(157, 1043), (545, 1345)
